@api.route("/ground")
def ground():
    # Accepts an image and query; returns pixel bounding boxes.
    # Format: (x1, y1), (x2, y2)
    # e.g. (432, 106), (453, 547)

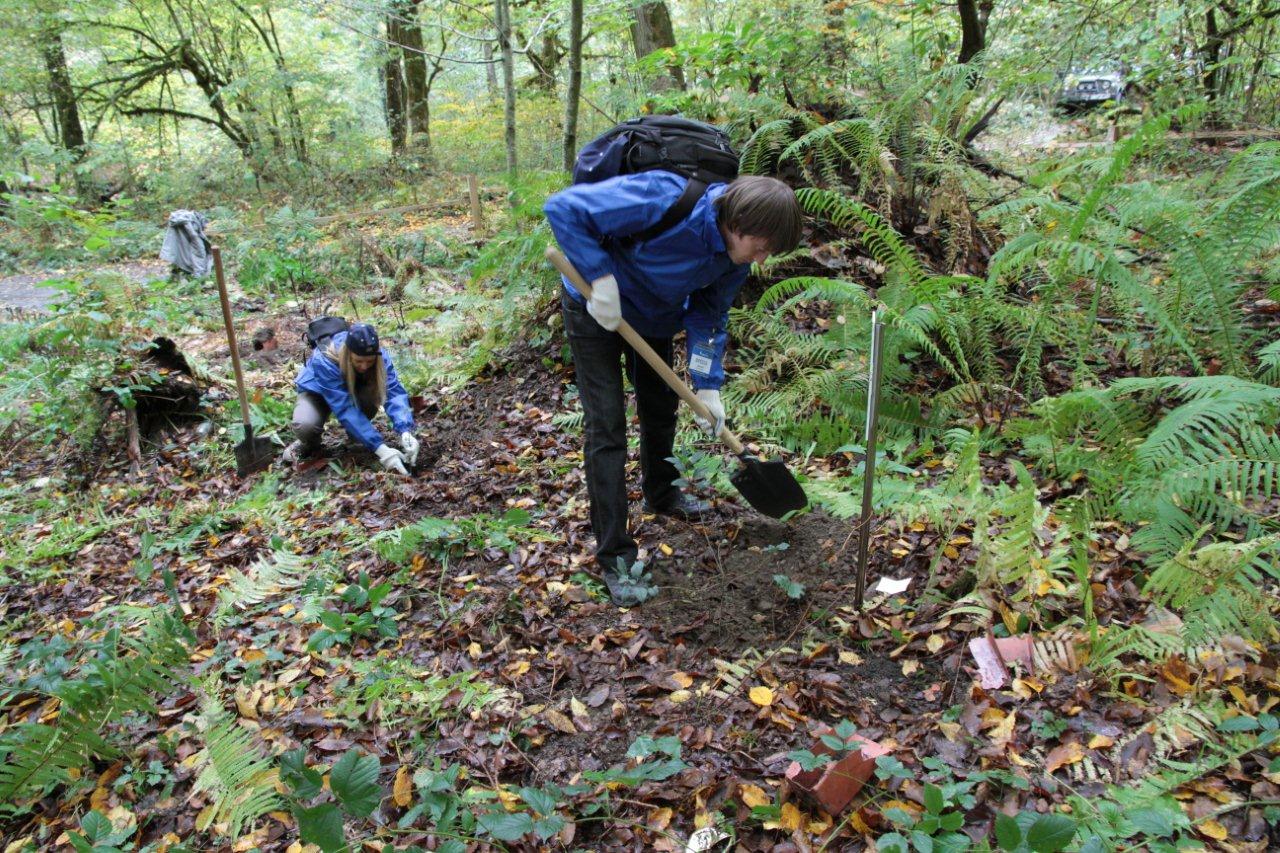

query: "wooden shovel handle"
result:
(547, 247), (746, 455)
(211, 246), (253, 431)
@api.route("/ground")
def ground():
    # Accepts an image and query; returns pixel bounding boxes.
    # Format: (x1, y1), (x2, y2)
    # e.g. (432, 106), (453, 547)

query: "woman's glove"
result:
(399, 432), (420, 467)
(694, 389), (725, 437)
(586, 274), (622, 331)
(375, 444), (409, 476)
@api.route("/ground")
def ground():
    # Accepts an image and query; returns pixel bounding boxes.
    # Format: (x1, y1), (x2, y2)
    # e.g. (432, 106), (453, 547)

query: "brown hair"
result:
(715, 176), (803, 254)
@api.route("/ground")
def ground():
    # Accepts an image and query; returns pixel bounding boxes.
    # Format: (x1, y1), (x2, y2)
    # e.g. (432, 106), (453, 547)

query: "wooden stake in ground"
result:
(468, 174), (484, 232)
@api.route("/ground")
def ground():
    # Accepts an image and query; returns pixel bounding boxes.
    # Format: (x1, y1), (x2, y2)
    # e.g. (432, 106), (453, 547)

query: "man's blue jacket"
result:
(543, 171), (750, 390)
(295, 330), (415, 452)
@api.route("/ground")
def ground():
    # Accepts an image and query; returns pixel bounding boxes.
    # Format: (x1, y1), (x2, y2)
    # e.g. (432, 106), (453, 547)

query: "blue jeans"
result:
(561, 289), (681, 570)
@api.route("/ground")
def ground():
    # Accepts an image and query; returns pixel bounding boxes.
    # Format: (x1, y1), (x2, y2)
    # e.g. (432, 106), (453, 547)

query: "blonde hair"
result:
(325, 340), (387, 408)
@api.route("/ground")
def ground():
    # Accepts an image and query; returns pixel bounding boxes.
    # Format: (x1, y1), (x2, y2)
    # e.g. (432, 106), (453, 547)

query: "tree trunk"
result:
(42, 27), (88, 169)
(495, 0), (517, 178)
(264, 6), (308, 163)
(397, 0), (431, 155)
(1204, 8), (1224, 103)
(384, 14), (408, 154)
(484, 39), (498, 100)
(630, 2), (684, 93)
(957, 0), (985, 64)
(563, 0), (584, 171)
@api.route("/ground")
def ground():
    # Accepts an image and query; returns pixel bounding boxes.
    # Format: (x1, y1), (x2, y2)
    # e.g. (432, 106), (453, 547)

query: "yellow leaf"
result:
(671, 671), (693, 688)
(543, 709), (577, 734)
(1088, 734), (1114, 750)
(764, 802), (803, 831)
(989, 710), (1017, 748)
(740, 784), (770, 809)
(1198, 819), (1228, 841)
(242, 648), (267, 663)
(647, 806), (673, 830)
(807, 811), (833, 833)
(749, 686), (775, 706)
(392, 765), (413, 808)
(669, 689), (692, 704)
(926, 635), (945, 654)
(468, 642), (482, 659)
(570, 697), (588, 717)
(1008, 750), (1035, 768)
(901, 659), (920, 676)
(658, 543), (674, 556)
(839, 650), (863, 666)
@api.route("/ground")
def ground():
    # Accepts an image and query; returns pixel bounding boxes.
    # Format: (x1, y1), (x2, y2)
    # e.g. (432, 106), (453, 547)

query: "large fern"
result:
(1142, 533), (1280, 645)
(0, 612), (189, 805)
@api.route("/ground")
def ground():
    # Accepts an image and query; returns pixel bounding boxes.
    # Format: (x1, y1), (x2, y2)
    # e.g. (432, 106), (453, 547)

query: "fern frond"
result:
(0, 613), (188, 803)
(1143, 534), (1280, 644)
(214, 550), (310, 630)
(191, 693), (280, 839)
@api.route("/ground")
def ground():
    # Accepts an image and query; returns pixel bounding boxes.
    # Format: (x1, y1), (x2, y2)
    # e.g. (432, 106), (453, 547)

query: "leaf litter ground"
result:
(2, 263), (1277, 851)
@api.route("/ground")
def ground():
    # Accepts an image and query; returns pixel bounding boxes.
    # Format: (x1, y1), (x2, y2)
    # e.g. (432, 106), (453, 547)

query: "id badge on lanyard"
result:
(689, 337), (715, 378)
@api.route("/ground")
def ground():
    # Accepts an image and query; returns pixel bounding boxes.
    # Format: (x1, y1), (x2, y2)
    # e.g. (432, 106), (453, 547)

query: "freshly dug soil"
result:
(644, 508), (862, 656)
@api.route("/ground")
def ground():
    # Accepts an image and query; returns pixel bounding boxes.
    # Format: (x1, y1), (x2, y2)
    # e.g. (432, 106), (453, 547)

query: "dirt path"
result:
(0, 259), (170, 313)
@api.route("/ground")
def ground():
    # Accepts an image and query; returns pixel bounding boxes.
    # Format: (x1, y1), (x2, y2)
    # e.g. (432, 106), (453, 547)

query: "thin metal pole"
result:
(854, 309), (885, 609)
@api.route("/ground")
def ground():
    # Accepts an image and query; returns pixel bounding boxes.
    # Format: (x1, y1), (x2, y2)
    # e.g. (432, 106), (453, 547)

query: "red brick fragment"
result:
(785, 726), (890, 815)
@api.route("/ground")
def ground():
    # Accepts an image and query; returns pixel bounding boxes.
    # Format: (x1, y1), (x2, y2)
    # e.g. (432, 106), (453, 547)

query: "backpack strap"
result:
(608, 178), (708, 249)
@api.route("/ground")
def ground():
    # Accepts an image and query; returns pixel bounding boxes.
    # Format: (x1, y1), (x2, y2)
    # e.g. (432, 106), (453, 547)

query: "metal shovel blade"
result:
(731, 455), (808, 519)
(234, 424), (277, 476)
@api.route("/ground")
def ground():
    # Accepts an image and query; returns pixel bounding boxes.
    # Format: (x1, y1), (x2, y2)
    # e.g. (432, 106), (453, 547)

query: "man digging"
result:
(545, 173), (803, 607)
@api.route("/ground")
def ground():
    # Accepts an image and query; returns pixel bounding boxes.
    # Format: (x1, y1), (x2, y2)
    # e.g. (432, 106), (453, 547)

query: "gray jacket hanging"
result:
(160, 209), (212, 276)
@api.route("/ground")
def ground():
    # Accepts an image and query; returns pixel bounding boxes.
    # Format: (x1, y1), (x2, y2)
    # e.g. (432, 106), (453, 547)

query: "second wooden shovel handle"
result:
(212, 246), (253, 431)
(547, 247), (747, 456)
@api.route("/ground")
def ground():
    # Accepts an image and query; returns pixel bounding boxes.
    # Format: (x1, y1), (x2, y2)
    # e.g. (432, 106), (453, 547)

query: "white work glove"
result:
(375, 444), (409, 476)
(586, 274), (622, 331)
(399, 432), (420, 467)
(694, 389), (725, 438)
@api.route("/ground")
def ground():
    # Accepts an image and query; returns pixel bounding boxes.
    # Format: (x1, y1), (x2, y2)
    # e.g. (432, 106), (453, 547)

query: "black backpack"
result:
(572, 116), (739, 245)
(303, 316), (349, 358)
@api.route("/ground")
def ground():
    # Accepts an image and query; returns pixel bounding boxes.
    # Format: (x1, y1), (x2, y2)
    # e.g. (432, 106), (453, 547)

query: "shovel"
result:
(547, 247), (807, 519)
(212, 246), (276, 475)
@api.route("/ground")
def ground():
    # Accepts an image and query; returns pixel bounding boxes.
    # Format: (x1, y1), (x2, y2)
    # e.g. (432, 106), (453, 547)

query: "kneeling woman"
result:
(283, 322), (419, 475)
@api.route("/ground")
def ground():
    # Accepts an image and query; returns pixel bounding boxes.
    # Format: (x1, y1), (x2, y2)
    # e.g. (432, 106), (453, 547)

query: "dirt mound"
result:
(643, 508), (862, 656)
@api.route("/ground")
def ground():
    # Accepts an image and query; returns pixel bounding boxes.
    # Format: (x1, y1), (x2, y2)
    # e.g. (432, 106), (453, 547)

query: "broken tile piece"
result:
(786, 726), (890, 815)
(967, 635), (1036, 689)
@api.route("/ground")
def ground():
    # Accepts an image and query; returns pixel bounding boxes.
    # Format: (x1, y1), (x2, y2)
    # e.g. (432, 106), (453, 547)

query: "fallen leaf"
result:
(901, 660), (920, 676)
(1044, 741), (1084, 773)
(926, 635), (945, 654)
(749, 686), (774, 707)
(740, 784), (770, 809)
(392, 765), (413, 807)
(671, 671), (694, 688)
(1197, 819), (1228, 840)
(1088, 734), (1114, 750)
(839, 650), (864, 666)
(763, 801), (803, 831)
(544, 709), (576, 734)
(988, 709), (1017, 748)
(669, 689), (692, 704)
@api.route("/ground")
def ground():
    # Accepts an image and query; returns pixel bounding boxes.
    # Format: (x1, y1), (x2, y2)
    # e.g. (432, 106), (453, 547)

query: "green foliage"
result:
(189, 693), (280, 840)
(1142, 534), (1280, 644)
(0, 611), (189, 809)
(213, 549), (311, 629)
(307, 571), (399, 652)
(371, 508), (540, 565)
(337, 658), (508, 726)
